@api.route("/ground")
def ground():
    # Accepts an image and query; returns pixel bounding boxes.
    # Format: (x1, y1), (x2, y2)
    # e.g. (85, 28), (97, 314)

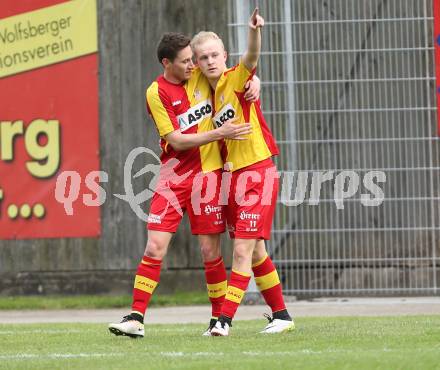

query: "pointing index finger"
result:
(251, 7), (259, 21)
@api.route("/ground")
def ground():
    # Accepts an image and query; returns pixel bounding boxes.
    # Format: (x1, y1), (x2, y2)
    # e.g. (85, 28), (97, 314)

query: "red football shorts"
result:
(147, 169), (225, 235)
(226, 159), (279, 240)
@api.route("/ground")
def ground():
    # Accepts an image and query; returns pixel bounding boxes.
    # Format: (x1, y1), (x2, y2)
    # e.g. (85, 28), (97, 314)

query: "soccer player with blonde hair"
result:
(191, 8), (295, 336)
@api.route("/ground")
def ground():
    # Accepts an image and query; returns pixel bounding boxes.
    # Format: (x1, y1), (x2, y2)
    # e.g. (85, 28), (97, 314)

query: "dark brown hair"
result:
(157, 33), (191, 64)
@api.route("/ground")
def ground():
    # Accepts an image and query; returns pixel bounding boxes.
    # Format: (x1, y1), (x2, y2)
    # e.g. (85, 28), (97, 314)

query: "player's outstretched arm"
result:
(165, 119), (252, 151)
(242, 7), (264, 71)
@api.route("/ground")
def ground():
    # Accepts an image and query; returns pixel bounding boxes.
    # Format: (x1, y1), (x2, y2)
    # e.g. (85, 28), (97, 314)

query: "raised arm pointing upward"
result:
(242, 8), (265, 71)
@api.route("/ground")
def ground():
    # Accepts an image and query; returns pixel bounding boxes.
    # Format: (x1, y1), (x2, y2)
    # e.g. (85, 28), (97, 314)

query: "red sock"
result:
(220, 270), (251, 319)
(131, 256), (162, 317)
(252, 254), (286, 313)
(204, 256), (227, 318)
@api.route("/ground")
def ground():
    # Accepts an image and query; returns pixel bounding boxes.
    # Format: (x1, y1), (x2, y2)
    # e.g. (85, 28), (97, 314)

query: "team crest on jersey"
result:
(194, 89), (201, 100)
(212, 103), (236, 128)
(177, 99), (212, 132)
(220, 94), (225, 104)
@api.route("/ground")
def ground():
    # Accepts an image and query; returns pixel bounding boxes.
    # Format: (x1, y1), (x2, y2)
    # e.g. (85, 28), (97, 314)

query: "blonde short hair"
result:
(191, 31), (225, 55)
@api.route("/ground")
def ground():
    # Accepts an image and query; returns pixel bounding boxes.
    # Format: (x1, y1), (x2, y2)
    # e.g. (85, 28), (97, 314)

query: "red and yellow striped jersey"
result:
(146, 68), (222, 175)
(212, 61), (279, 171)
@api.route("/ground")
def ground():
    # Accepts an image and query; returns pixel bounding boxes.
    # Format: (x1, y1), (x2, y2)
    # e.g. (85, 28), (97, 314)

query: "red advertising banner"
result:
(0, 0), (100, 239)
(435, 0), (440, 135)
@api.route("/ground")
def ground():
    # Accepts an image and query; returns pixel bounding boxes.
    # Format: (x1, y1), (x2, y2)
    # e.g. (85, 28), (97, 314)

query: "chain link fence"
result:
(228, 0), (439, 296)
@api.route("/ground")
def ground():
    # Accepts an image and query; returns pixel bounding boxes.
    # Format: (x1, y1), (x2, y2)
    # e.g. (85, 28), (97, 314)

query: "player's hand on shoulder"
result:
(244, 77), (260, 102)
(219, 118), (252, 140)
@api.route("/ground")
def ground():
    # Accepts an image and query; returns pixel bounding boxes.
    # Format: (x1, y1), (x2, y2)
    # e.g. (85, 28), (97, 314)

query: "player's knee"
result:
(251, 239), (266, 263)
(198, 235), (221, 262)
(200, 242), (221, 262)
(252, 247), (267, 264)
(145, 238), (167, 259)
(233, 243), (253, 265)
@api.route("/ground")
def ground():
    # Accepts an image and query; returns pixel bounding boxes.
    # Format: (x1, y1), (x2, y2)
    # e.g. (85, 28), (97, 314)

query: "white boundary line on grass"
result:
(2, 348), (438, 361)
(0, 328), (195, 335)
(0, 353), (123, 360)
(0, 329), (90, 335)
(158, 351), (332, 357)
(158, 348), (440, 357)
(0, 351), (342, 360)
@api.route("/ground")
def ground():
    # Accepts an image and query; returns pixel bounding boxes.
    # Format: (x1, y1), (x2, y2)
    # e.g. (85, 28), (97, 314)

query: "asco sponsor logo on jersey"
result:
(212, 104), (236, 128)
(177, 99), (212, 132)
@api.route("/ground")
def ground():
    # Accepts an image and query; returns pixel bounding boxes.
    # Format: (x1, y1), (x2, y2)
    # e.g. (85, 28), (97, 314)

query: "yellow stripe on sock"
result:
(225, 285), (245, 304)
(252, 254), (268, 268)
(141, 259), (160, 266)
(255, 270), (280, 291)
(207, 281), (227, 298)
(134, 275), (158, 294)
(231, 269), (251, 277)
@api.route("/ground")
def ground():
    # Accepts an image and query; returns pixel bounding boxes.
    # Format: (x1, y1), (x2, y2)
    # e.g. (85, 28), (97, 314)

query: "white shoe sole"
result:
(210, 330), (229, 337)
(260, 322), (295, 334)
(108, 326), (144, 338)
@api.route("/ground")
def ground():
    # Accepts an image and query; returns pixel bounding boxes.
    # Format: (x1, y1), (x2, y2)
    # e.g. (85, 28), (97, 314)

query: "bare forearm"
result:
(168, 130), (223, 151)
(243, 8), (264, 70)
(244, 27), (261, 69)
(165, 120), (252, 151)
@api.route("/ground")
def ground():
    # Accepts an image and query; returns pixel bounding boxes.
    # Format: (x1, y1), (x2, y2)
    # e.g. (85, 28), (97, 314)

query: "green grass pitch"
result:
(1, 316), (439, 370)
